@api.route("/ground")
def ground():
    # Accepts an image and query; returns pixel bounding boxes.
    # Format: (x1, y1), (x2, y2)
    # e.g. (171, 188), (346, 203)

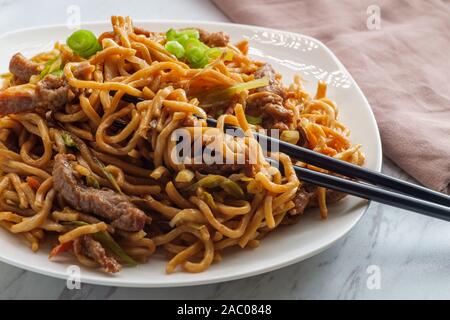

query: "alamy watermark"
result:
(366, 5), (381, 30)
(66, 265), (81, 290)
(366, 265), (381, 290)
(66, 5), (81, 30)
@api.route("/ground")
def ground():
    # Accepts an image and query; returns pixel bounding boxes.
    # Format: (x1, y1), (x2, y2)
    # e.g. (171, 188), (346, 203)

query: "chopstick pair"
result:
(119, 93), (450, 221)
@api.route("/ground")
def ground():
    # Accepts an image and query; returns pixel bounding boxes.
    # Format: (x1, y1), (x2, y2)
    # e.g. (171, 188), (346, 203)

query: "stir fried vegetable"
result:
(40, 56), (62, 79)
(61, 131), (121, 193)
(50, 69), (64, 77)
(75, 164), (101, 189)
(49, 241), (73, 258)
(164, 28), (229, 68)
(199, 191), (217, 209)
(26, 176), (41, 190)
(85, 175), (100, 189)
(165, 41), (185, 59)
(64, 221), (137, 266)
(175, 169), (195, 183)
(93, 230), (138, 267)
(67, 30), (102, 58)
(187, 175), (245, 199)
(61, 132), (77, 148)
(93, 158), (122, 194)
(245, 114), (263, 125)
(199, 76), (269, 107)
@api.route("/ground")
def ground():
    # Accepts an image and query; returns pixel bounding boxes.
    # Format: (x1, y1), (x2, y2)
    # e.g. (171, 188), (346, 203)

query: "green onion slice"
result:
(186, 46), (206, 65)
(40, 56), (62, 79)
(180, 29), (200, 39)
(166, 28), (178, 41)
(67, 30), (102, 58)
(187, 175), (245, 199)
(93, 157), (122, 194)
(199, 76), (270, 107)
(164, 28), (222, 68)
(61, 132), (77, 148)
(245, 114), (263, 125)
(165, 41), (185, 59)
(63, 221), (137, 266)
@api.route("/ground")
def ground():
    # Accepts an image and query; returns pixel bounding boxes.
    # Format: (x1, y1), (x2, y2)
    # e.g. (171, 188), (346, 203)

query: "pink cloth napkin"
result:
(213, 0), (450, 194)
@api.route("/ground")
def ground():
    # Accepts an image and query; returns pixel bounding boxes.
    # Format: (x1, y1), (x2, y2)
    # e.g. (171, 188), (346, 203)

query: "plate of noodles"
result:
(0, 17), (381, 287)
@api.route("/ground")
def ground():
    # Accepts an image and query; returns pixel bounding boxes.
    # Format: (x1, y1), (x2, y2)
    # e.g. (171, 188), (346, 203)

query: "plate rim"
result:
(0, 20), (382, 288)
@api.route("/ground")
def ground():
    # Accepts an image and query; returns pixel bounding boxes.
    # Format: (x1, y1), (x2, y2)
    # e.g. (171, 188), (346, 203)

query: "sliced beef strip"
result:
(289, 187), (314, 215)
(268, 121), (289, 133)
(253, 64), (285, 98)
(0, 75), (68, 115)
(72, 62), (95, 80)
(246, 92), (293, 122)
(289, 184), (347, 216)
(246, 64), (294, 128)
(0, 84), (36, 115)
(308, 188), (347, 207)
(302, 182), (347, 209)
(53, 154), (148, 232)
(73, 235), (122, 273)
(264, 101), (294, 121)
(35, 75), (69, 113)
(296, 125), (309, 147)
(197, 29), (230, 47)
(9, 53), (40, 83)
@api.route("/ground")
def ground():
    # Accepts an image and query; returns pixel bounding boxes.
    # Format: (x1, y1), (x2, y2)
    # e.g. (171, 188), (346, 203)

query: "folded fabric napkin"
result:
(213, 0), (450, 194)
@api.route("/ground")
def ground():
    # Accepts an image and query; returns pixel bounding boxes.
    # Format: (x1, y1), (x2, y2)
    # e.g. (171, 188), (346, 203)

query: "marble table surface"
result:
(1, 0), (449, 300)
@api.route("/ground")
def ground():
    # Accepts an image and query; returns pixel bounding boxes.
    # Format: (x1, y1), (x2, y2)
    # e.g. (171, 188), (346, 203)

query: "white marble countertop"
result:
(1, 0), (449, 300)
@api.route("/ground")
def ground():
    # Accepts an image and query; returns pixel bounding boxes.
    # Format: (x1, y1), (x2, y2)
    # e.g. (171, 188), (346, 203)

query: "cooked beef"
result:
(297, 125), (309, 147)
(0, 84), (36, 115)
(246, 64), (293, 129)
(254, 64), (285, 98)
(289, 188), (314, 215)
(299, 182), (347, 212)
(246, 92), (293, 122)
(248, 92), (283, 111)
(35, 75), (68, 113)
(326, 189), (347, 203)
(72, 62), (95, 80)
(9, 53), (39, 83)
(0, 75), (68, 115)
(269, 121), (289, 132)
(73, 235), (122, 273)
(198, 29), (230, 47)
(264, 101), (294, 121)
(53, 154), (148, 231)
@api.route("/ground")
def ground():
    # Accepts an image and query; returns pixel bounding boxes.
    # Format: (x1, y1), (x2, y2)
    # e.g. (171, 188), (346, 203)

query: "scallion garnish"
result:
(61, 132), (77, 148)
(40, 56), (62, 79)
(164, 28), (229, 68)
(67, 30), (102, 58)
(245, 114), (263, 125)
(165, 41), (185, 59)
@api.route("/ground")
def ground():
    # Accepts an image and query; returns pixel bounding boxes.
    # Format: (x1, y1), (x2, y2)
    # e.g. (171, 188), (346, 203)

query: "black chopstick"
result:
(204, 117), (450, 207)
(117, 93), (450, 211)
(265, 158), (450, 221)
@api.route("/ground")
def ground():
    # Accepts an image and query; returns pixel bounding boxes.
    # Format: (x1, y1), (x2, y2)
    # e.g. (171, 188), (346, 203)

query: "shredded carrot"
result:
(26, 176), (41, 190)
(49, 241), (73, 258)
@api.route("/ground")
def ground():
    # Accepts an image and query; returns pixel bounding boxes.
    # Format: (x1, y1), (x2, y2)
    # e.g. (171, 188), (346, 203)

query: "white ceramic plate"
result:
(0, 20), (382, 287)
